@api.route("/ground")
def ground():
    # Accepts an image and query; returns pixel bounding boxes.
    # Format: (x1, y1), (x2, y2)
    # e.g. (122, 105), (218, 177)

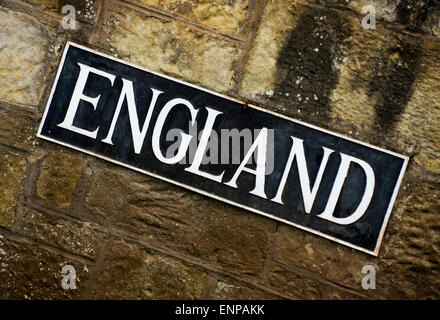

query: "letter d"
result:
(317, 153), (375, 225)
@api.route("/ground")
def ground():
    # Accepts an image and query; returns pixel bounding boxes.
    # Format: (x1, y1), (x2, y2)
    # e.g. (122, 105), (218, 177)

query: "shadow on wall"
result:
(367, 40), (422, 131)
(396, 0), (434, 31)
(275, 7), (352, 120)
(275, 5), (424, 131)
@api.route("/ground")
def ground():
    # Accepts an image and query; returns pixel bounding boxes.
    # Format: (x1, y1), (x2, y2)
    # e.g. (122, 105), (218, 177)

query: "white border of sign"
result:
(37, 42), (409, 256)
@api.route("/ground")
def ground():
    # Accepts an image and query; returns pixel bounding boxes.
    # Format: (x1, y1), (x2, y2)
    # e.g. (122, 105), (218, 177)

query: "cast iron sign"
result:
(38, 42), (408, 256)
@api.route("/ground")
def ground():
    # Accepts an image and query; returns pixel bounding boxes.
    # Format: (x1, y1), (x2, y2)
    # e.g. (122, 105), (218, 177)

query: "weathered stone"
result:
(241, 0), (440, 173)
(318, 283), (364, 300)
(378, 169), (440, 299)
(0, 0), (438, 301)
(0, 108), (39, 151)
(268, 166), (440, 299)
(214, 280), (279, 299)
(36, 149), (87, 208)
(421, 2), (440, 37)
(84, 163), (276, 278)
(393, 41), (440, 173)
(27, 0), (59, 10)
(310, 0), (440, 34)
(270, 225), (373, 294)
(0, 149), (27, 228)
(328, 28), (440, 173)
(330, 0), (401, 23)
(0, 8), (50, 107)
(92, 239), (207, 299)
(267, 264), (305, 299)
(128, 0), (250, 38)
(59, 0), (97, 23)
(239, 0), (372, 144)
(19, 207), (103, 259)
(0, 234), (90, 299)
(240, 0), (302, 98)
(242, 0), (354, 122)
(268, 263), (364, 299)
(329, 24), (440, 173)
(104, 6), (242, 92)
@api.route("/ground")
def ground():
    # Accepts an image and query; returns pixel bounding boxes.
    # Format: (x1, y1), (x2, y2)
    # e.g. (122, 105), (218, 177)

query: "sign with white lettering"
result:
(38, 42), (408, 256)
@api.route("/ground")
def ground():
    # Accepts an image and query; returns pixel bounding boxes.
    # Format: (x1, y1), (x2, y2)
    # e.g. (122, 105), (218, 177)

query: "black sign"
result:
(38, 42), (408, 255)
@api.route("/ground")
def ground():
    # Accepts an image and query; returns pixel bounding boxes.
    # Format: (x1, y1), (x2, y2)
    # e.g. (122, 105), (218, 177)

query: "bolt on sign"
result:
(38, 42), (408, 256)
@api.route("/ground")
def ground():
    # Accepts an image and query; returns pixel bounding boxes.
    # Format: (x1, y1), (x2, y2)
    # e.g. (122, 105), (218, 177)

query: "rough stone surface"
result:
(0, 107), (39, 152)
(59, 0), (97, 23)
(0, 0), (438, 300)
(84, 163), (277, 278)
(240, 0), (301, 97)
(240, 0), (440, 173)
(394, 41), (440, 172)
(36, 149), (87, 208)
(0, 149), (27, 228)
(267, 263), (364, 299)
(19, 207), (103, 259)
(422, 2), (440, 37)
(104, 6), (241, 92)
(311, 0), (440, 35)
(214, 280), (279, 299)
(92, 239), (207, 299)
(129, 0), (250, 38)
(0, 8), (50, 107)
(268, 166), (440, 299)
(0, 234), (90, 299)
(270, 225), (372, 293)
(28, 0), (97, 24)
(377, 168), (440, 299)
(27, 0), (59, 9)
(328, 23), (440, 173)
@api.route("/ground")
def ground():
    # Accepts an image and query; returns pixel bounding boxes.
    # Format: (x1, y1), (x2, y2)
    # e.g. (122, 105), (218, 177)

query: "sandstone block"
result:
(0, 234), (90, 299)
(19, 207), (103, 259)
(84, 163), (276, 278)
(36, 149), (87, 208)
(240, 0), (440, 172)
(104, 6), (242, 93)
(0, 108), (39, 152)
(92, 239), (207, 299)
(310, 0), (440, 35)
(27, 0), (59, 9)
(214, 280), (279, 299)
(0, 8), (50, 107)
(0, 149), (27, 228)
(128, 0), (250, 38)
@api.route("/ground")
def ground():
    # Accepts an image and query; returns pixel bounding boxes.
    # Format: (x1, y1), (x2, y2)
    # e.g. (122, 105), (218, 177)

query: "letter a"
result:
(361, 265), (376, 290)
(224, 128), (269, 199)
(362, 5), (376, 30)
(271, 137), (334, 213)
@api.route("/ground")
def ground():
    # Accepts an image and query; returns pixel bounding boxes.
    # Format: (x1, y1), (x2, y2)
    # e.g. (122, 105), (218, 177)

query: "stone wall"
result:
(0, 0), (439, 299)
